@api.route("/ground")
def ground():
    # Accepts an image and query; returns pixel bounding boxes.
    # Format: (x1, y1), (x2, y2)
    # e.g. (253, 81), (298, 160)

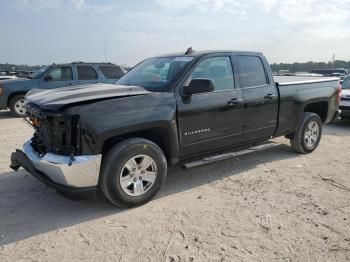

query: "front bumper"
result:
(0, 95), (7, 110)
(10, 140), (102, 200)
(339, 106), (350, 119)
(331, 109), (341, 122)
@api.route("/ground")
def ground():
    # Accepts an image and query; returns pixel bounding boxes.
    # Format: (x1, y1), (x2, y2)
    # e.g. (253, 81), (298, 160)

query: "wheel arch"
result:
(7, 91), (27, 107)
(101, 126), (180, 166)
(303, 101), (328, 123)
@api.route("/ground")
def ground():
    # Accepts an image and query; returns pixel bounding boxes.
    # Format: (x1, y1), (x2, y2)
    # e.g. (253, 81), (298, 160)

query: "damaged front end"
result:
(26, 103), (82, 157)
(10, 103), (102, 200)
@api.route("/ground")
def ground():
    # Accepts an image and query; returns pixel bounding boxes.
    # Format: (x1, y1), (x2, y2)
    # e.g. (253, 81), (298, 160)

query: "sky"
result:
(0, 0), (350, 66)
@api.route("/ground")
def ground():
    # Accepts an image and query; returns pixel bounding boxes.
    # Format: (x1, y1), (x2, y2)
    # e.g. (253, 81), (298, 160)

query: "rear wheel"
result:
(100, 138), (167, 207)
(290, 112), (322, 154)
(9, 94), (26, 117)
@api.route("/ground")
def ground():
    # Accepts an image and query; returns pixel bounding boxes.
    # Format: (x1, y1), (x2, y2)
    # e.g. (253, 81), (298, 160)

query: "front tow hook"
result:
(10, 150), (21, 171)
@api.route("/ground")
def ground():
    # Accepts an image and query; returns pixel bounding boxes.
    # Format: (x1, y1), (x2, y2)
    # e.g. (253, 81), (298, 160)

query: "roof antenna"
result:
(185, 47), (193, 55)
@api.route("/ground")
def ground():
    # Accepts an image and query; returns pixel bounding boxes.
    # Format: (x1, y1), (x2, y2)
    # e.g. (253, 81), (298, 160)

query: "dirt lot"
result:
(0, 111), (349, 262)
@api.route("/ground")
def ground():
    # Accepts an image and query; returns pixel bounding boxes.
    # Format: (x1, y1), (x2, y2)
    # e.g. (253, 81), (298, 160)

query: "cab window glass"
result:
(190, 57), (234, 91)
(238, 56), (268, 88)
(48, 67), (73, 81)
(115, 56), (192, 91)
(100, 66), (125, 79)
(77, 66), (98, 80)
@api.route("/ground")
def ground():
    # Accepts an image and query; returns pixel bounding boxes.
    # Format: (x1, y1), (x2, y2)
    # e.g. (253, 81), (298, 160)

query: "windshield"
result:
(30, 65), (51, 79)
(342, 76), (350, 90)
(115, 56), (193, 91)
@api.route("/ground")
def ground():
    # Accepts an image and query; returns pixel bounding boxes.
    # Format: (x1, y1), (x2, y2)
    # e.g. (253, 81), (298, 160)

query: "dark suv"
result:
(0, 62), (126, 116)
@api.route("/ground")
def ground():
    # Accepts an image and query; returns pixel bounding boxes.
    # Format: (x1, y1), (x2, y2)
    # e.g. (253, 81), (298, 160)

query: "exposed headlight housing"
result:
(30, 118), (41, 127)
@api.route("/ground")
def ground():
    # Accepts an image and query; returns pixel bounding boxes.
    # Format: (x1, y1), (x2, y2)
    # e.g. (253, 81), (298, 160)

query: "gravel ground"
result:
(0, 110), (350, 262)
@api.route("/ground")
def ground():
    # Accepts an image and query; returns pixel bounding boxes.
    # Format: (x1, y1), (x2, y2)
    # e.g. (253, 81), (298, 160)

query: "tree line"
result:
(0, 63), (42, 72)
(2, 60), (350, 74)
(270, 60), (350, 73)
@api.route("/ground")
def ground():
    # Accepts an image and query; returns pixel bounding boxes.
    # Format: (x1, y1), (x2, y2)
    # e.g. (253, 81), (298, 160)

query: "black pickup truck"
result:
(11, 50), (341, 207)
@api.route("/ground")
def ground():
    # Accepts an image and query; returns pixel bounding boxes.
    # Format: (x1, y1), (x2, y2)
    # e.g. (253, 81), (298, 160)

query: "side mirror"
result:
(183, 79), (215, 96)
(44, 75), (53, 82)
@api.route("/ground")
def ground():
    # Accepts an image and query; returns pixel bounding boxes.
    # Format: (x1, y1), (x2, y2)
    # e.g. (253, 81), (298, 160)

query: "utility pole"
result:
(332, 54), (335, 68)
(104, 38), (107, 63)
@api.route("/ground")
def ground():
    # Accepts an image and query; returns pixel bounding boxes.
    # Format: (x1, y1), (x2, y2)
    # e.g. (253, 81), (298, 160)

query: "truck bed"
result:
(273, 75), (340, 137)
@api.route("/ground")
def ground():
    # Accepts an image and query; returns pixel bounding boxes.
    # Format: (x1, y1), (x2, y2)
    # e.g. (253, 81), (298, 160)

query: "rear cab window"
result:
(76, 66), (98, 80)
(237, 56), (268, 88)
(100, 66), (125, 79)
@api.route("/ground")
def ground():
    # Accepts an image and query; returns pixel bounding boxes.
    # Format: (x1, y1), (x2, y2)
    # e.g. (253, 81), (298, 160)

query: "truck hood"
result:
(26, 84), (150, 111)
(1, 78), (38, 88)
(0, 77), (29, 84)
(26, 83), (152, 111)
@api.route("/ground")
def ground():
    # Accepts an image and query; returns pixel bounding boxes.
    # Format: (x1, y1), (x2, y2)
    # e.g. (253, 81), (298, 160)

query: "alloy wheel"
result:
(119, 154), (157, 197)
(304, 121), (319, 147)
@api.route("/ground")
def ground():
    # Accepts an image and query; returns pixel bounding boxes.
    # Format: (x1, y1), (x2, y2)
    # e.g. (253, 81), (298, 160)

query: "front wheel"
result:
(9, 94), (26, 117)
(100, 138), (167, 207)
(290, 112), (322, 154)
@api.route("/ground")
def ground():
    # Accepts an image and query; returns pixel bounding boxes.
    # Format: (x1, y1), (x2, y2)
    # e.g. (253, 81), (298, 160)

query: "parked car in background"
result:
(311, 69), (348, 76)
(277, 69), (291, 76)
(340, 75), (350, 119)
(13, 70), (33, 79)
(294, 72), (323, 77)
(331, 72), (347, 80)
(0, 70), (33, 79)
(0, 62), (126, 116)
(0, 75), (17, 81)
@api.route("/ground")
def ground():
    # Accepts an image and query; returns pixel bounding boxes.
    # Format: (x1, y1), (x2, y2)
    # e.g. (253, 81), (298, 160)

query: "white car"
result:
(332, 72), (347, 80)
(340, 76), (350, 119)
(0, 75), (18, 81)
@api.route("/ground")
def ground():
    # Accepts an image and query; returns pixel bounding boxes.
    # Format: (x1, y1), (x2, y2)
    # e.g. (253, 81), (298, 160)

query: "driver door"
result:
(40, 66), (75, 89)
(177, 56), (244, 157)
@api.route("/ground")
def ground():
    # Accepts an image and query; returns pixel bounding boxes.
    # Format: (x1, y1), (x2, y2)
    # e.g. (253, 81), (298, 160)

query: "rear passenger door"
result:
(75, 65), (99, 85)
(236, 55), (278, 141)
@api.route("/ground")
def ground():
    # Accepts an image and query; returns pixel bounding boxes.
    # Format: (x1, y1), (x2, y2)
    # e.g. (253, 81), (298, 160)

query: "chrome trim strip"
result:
(277, 77), (339, 86)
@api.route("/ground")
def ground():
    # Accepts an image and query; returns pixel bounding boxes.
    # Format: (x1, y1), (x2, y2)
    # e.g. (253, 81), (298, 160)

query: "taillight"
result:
(336, 85), (342, 103)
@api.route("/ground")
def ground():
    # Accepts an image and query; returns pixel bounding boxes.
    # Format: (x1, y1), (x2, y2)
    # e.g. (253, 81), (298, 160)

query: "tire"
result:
(9, 94), (26, 117)
(100, 138), (167, 207)
(290, 112), (322, 154)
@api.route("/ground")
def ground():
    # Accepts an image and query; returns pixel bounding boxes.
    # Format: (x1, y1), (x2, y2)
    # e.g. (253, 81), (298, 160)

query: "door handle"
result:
(227, 98), (243, 106)
(264, 93), (276, 99)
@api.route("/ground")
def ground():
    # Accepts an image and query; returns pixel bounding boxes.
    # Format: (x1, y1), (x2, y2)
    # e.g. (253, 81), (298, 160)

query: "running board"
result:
(182, 142), (280, 169)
